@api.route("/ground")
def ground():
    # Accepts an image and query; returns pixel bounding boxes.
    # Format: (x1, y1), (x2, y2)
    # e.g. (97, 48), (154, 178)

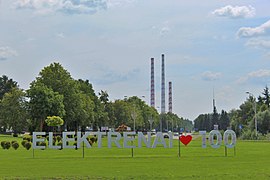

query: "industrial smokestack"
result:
(161, 54), (165, 114)
(150, 58), (155, 108)
(168, 81), (172, 113)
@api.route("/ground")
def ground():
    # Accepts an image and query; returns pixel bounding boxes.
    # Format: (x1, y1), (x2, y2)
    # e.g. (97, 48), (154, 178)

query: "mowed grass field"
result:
(0, 134), (270, 179)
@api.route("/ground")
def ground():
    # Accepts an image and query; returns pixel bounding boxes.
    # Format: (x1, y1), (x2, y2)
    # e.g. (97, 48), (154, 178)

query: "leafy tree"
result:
(219, 110), (230, 131)
(0, 87), (27, 134)
(68, 79), (97, 131)
(45, 116), (64, 127)
(212, 106), (219, 126)
(163, 112), (192, 132)
(31, 62), (82, 131)
(113, 100), (132, 127)
(229, 95), (259, 137)
(256, 110), (270, 135)
(0, 75), (18, 99)
(27, 81), (65, 131)
(99, 90), (109, 104)
(262, 86), (270, 108)
(229, 109), (242, 136)
(45, 116), (64, 133)
(123, 96), (159, 131)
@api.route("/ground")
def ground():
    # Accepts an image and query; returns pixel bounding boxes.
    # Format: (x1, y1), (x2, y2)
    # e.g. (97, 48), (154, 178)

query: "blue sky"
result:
(1, 0), (270, 120)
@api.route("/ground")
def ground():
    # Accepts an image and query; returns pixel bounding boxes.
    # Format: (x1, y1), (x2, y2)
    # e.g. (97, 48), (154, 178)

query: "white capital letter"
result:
(152, 132), (167, 148)
(33, 132), (46, 149)
(62, 132), (76, 149)
(108, 132), (121, 148)
(77, 132), (91, 148)
(123, 132), (136, 148)
(48, 132), (61, 149)
(93, 131), (106, 148)
(138, 132), (151, 148)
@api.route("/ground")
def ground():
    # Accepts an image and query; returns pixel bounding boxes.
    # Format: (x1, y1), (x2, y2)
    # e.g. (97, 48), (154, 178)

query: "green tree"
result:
(99, 90), (109, 104)
(113, 100), (132, 127)
(27, 81), (65, 131)
(124, 96), (159, 131)
(219, 110), (230, 131)
(256, 110), (270, 135)
(31, 62), (80, 130)
(45, 116), (64, 133)
(212, 106), (219, 127)
(229, 96), (257, 137)
(45, 116), (64, 127)
(73, 79), (96, 131)
(229, 109), (242, 136)
(0, 75), (18, 99)
(194, 114), (212, 132)
(262, 86), (270, 108)
(0, 87), (27, 135)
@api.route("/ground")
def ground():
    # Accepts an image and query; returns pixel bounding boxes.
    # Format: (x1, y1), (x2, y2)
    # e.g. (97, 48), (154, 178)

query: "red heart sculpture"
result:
(179, 135), (192, 146)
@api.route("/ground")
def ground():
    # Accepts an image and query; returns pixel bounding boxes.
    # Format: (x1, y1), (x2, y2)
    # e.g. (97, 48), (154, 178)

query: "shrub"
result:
(5, 142), (11, 149)
(40, 141), (47, 147)
(12, 142), (19, 150)
(21, 140), (28, 147)
(56, 136), (62, 142)
(25, 142), (31, 150)
(88, 140), (93, 146)
(90, 137), (97, 143)
(240, 129), (255, 140)
(13, 134), (18, 137)
(57, 141), (62, 146)
(45, 116), (64, 126)
(23, 135), (32, 142)
(11, 140), (17, 144)
(266, 133), (270, 141)
(1, 141), (6, 149)
(57, 141), (63, 150)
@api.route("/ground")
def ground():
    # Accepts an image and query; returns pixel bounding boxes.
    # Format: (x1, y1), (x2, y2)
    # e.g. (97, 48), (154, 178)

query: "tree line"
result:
(194, 86), (270, 139)
(0, 62), (192, 134)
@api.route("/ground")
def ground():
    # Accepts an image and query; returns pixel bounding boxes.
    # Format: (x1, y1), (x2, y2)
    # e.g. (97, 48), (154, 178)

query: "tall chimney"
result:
(168, 81), (172, 113)
(161, 54), (165, 114)
(150, 58), (155, 108)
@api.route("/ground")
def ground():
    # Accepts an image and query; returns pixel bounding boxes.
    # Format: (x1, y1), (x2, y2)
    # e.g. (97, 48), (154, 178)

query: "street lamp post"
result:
(156, 106), (163, 132)
(148, 116), (154, 131)
(159, 115), (162, 132)
(124, 95), (145, 132)
(246, 91), (258, 136)
(131, 110), (137, 132)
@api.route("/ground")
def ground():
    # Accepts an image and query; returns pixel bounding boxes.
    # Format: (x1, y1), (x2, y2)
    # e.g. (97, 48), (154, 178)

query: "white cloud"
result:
(237, 69), (270, 84)
(248, 69), (270, 78)
(107, 0), (136, 8)
(160, 26), (170, 36)
(92, 66), (140, 85)
(245, 38), (270, 49)
(237, 20), (270, 38)
(14, 0), (107, 15)
(56, 33), (65, 38)
(201, 71), (221, 81)
(0, 46), (18, 61)
(212, 5), (255, 18)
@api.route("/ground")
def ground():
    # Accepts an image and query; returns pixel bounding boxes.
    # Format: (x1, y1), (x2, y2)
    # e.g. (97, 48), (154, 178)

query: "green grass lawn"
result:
(0, 134), (270, 179)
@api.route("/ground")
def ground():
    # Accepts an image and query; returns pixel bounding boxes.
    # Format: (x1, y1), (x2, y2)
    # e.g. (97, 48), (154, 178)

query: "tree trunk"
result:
(40, 119), (44, 131)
